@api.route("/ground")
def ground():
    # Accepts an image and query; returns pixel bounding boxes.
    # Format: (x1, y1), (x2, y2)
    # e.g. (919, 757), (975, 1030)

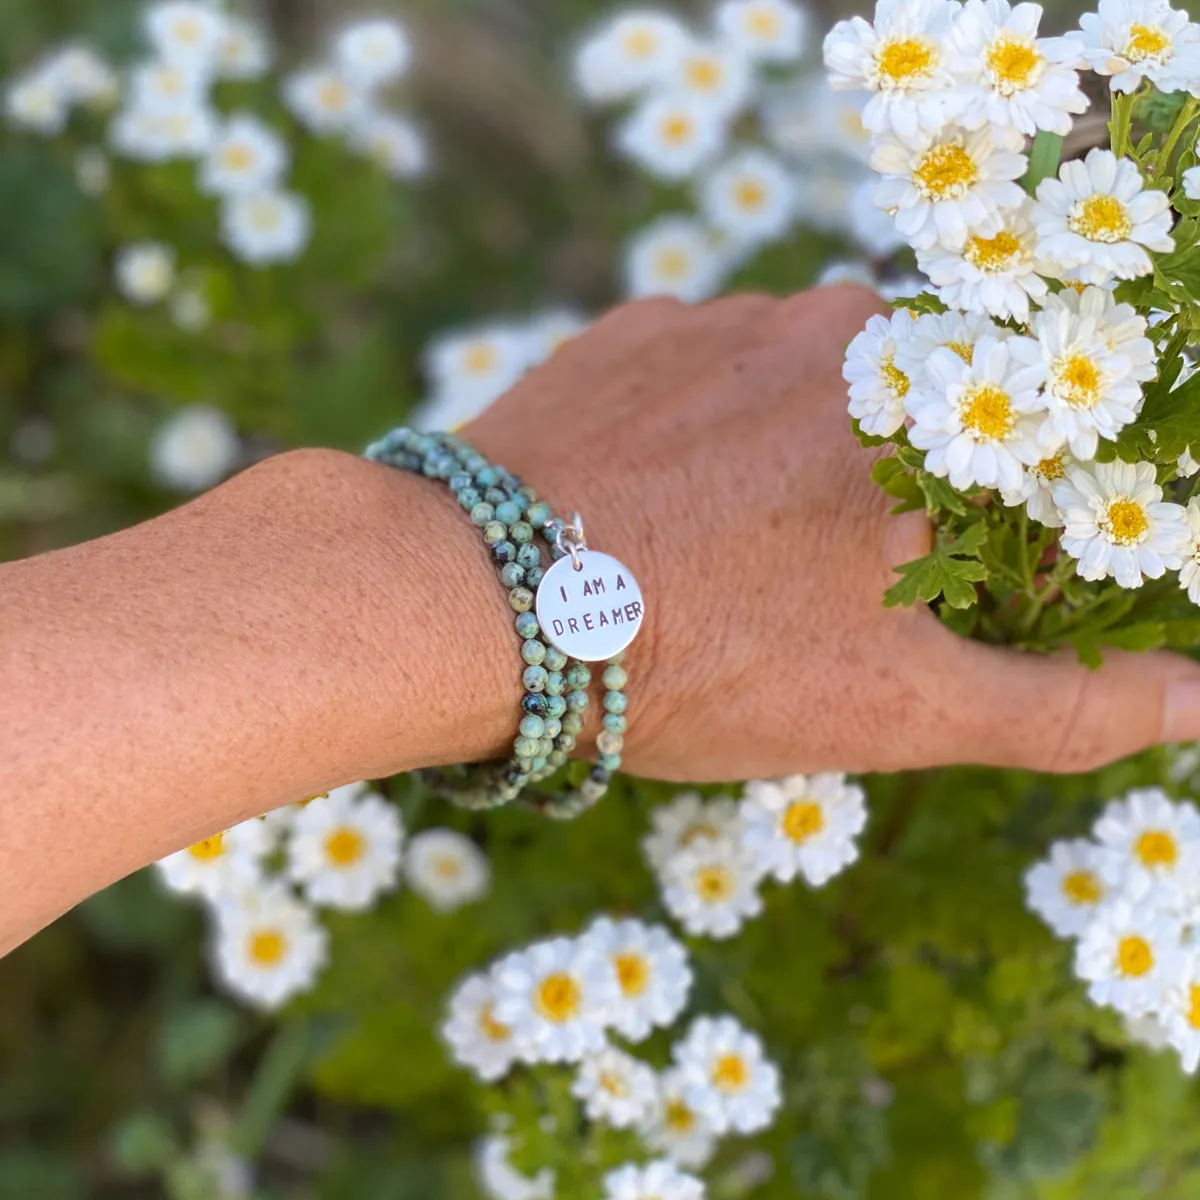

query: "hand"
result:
(462, 285), (1200, 781)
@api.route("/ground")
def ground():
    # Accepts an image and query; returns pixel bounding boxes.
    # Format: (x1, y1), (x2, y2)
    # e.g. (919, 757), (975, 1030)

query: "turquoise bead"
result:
(526, 500), (552, 528)
(544, 646), (568, 673)
(514, 735), (540, 758)
(470, 502), (495, 526)
(523, 665), (549, 693)
(602, 713), (627, 734)
(544, 717), (562, 738)
(475, 466), (499, 487)
(458, 487), (482, 510)
(603, 690), (628, 715)
(483, 521), (506, 544)
(548, 749), (568, 768)
(559, 732), (578, 750)
(519, 714), (546, 739)
(509, 586), (534, 612)
(499, 562), (526, 588)
(516, 544), (541, 570)
(526, 566), (545, 588)
(510, 521), (534, 544)
(562, 711), (585, 734)
(495, 500), (523, 526)
(580, 777), (607, 802)
(545, 671), (565, 696)
(597, 730), (623, 756)
(566, 664), (591, 689)
(521, 638), (546, 665)
(546, 695), (567, 719)
(515, 612), (539, 639)
(602, 664), (628, 690)
(530, 755), (548, 772)
(598, 753), (621, 772)
(566, 689), (589, 713)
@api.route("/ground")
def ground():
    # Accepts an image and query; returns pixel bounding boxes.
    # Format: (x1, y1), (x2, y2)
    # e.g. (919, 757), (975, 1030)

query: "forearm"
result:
(0, 449), (516, 952)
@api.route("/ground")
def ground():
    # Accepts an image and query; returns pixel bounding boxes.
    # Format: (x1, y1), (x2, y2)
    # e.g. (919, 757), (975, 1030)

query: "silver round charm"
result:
(535, 549), (644, 662)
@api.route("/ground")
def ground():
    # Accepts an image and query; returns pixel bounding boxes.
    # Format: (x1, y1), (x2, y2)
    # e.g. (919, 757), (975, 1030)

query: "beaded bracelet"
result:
(365, 427), (644, 820)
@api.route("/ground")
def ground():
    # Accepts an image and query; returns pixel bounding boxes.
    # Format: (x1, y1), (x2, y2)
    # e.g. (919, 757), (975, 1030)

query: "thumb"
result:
(928, 636), (1200, 774)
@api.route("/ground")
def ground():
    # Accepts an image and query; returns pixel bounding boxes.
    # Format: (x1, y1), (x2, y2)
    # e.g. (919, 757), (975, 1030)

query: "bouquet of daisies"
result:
(826, 0), (1200, 661)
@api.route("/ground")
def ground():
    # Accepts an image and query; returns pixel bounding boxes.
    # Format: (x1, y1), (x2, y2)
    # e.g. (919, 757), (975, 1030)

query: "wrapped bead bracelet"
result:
(365, 428), (644, 820)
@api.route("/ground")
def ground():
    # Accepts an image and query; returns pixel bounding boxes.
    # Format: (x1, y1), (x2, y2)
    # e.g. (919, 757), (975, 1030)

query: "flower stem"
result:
(1110, 92), (1135, 158)
(1158, 96), (1200, 177)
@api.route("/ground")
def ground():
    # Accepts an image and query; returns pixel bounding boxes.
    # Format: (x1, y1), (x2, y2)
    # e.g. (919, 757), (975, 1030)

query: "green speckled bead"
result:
(531, 755), (548, 772)
(515, 611), (540, 639)
(526, 566), (545, 589)
(562, 711), (585, 735)
(499, 562), (525, 588)
(495, 499), (523, 526)
(516, 544), (541, 570)
(523, 665), (549, 693)
(475, 466), (499, 487)
(526, 500), (552, 528)
(566, 689), (589, 714)
(546, 694), (567, 719)
(566, 664), (592, 690)
(602, 713), (627, 734)
(598, 753), (622, 772)
(580, 777), (607, 802)
(458, 487), (482, 510)
(450, 471), (473, 492)
(603, 690), (628, 715)
(545, 671), (565, 696)
(508, 586), (534, 612)
(519, 714), (546, 739)
(483, 520), (506, 545)
(509, 521), (534, 544)
(597, 730), (624, 756)
(514, 735), (540, 758)
(548, 748), (568, 768)
(543, 645), (568, 673)
(484, 486), (508, 506)
(470, 502), (495, 526)
(602, 664), (628, 690)
(492, 541), (516, 565)
(521, 638), (546, 665)
(559, 734), (578, 751)
(544, 717), (562, 739)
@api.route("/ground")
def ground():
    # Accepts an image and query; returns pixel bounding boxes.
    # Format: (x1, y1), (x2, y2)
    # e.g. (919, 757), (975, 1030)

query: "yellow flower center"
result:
(1034, 452), (1067, 482)
(965, 229), (1022, 271)
(614, 952), (651, 997)
(248, 929), (286, 967)
(463, 343), (498, 374)
(248, 201), (282, 232)
(877, 37), (937, 85)
(985, 35), (1043, 92)
(654, 247), (691, 280)
(782, 800), (824, 844)
(748, 6), (782, 37)
(221, 143), (256, 172)
(665, 1099), (696, 1133)
(1052, 353), (1104, 408)
(432, 853), (462, 879)
(1136, 830), (1177, 869)
(535, 972), (582, 1022)
(960, 384), (1014, 440)
(1187, 984), (1200, 1030)
(478, 1003), (511, 1042)
(1125, 23), (1172, 63)
(599, 1071), (628, 1097)
(1116, 933), (1153, 977)
(661, 114), (694, 145)
(160, 69), (185, 95)
(319, 80), (349, 111)
(188, 833), (226, 861)
(685, 57), (724, 92)
(1068, 194), (1132, 243)
(735, 179), (767, 211)
(695, 865), (734, 902)
(174, 16), (203, 44)
(1103, 498), (1149, 545)
(1061, 868), (1102, 905)
(947, 341), (975, 364)
(324, 826), (365, 866)
(913, 143), (978, 200)
(879, 353), (910, 398)
(712, 1053), (750, 1091)
(622, 27), (659, 60)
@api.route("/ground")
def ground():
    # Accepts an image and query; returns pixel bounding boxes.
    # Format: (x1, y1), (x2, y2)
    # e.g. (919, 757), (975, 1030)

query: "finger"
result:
(913, 632), (1200, 773)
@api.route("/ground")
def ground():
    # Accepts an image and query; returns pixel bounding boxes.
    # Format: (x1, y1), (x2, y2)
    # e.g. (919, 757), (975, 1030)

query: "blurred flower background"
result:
(6, 0), (1198, 1198)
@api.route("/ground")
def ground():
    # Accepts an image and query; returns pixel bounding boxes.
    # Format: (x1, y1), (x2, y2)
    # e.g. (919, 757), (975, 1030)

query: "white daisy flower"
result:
(894, 308), (1007, 394)
(528, 309), (588, 363)
(579, 916), (693, 1041)
(916, 199), (1050, 322)
(948, 0), (1088, 136)
(349, 111), (429, 180)
(43, 43), (119, 109)
(1071, 0), (1200, 93)
(999, 448), (1072, 526)
(1124, 1011), (1172, 1051)
(823, 0), (963, 137)
(572, 12), (689, 104)
(818, 260), (880, 289)
(150, 404), (239, 492)
(762, 77), (873, 166)
(200, 113), (287, 196)
(1093, 787), (1200, 891)
(75, 146), (111, 195)
(1180, 498), (1200, 604)
(110, 100), (217, 161)
(286, 783), (404, 912)
(671, 1014), (782, 1135)
(640, 1069), (719, 1170)
(907, 336), (1049, 493)
(155, 817), (269, 901)
(660, 836), (765, 939)
(1023, 837), (1109, 938)
(601, 1159), (705, 1200)
(717, 0), (808, 63)
(572, 1047), (660, 1129)
(420, 323), (534, 429)
(740, 773), (869, 887)
(405, 828), (490, 912)
(216, 16), (272, 80)
(144, 1), (227, 71)
(1184, 166), (1200, 200)
(334, 18), (411, 88)
(843, 310), (919, 439)
(642, 791), (741, 875)
(1074, 896), (1179, 1015)
(171, 285), (211, 332)
(475, 1135), (555, 1200)
(849, 176), (908, 256)
(1160, 952), (1200, 1072)
(127, 59), (208, 110)
(699, 148), (796, 246)
(1033, 148), (1174, 285)
(1053, 460), (1189, 588)
(615, 92), (727, 181)
(491, 935), (619, 1064)
(115, 241), (175, 304)
(221, 189), (312, 266)
(624, 216), (724, 303)
(1011, 289), (1153, 460)
(442, 971), (520, 1082)
(210, 883), (329, 1011)
(5, 70), (71, 135)
(871, 123), (1027, 251)
(793, 166), (860, 235)
(282, 66), (366, 136)
(668, 38), (754, 117)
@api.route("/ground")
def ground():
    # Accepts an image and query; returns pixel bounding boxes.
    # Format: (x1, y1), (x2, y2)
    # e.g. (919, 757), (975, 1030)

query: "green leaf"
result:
(884, 524), (988, 610)
(108, 1112), (178, 1177)
(1024, 132), (1063, 195)
(853, 417), (891, 449)
(156, 1000), (244, 1087)
(870, 456), (924, 513)
(889, 291), (947, 316)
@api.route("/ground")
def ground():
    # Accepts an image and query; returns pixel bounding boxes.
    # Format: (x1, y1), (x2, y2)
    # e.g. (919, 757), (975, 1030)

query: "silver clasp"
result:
(548, 511), (587, 571)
